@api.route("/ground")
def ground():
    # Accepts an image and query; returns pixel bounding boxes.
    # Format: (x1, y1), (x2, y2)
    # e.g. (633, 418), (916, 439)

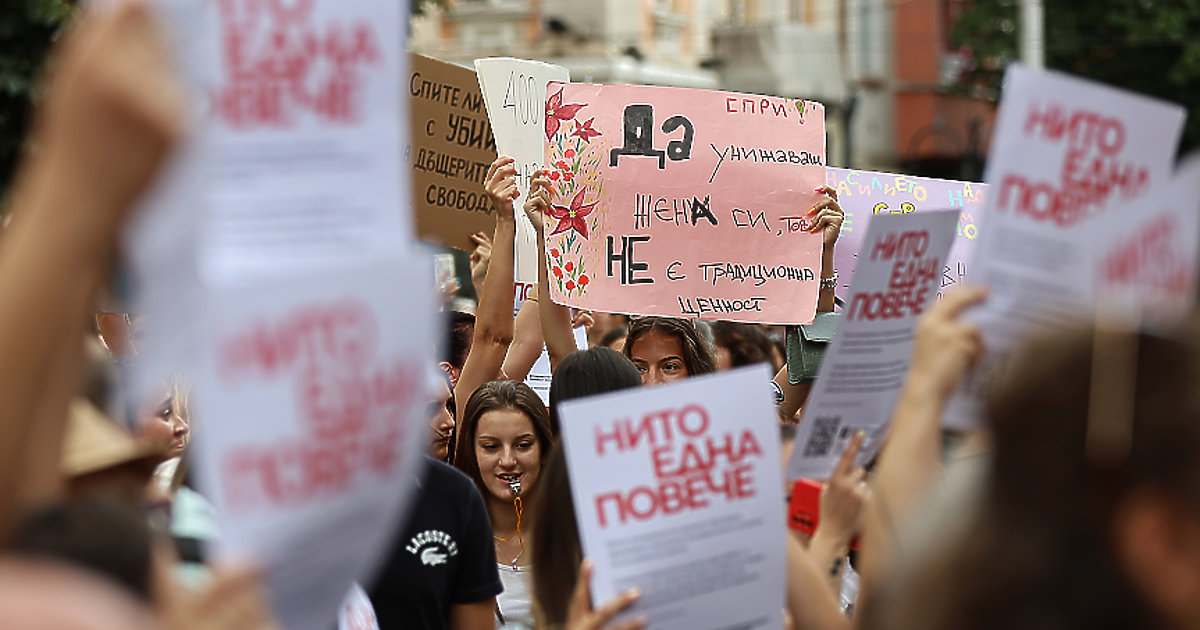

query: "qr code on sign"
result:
(803, 416), (841, 458)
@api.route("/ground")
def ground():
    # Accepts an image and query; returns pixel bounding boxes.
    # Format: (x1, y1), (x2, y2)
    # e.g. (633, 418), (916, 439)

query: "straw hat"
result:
(61, 399), (160, 478)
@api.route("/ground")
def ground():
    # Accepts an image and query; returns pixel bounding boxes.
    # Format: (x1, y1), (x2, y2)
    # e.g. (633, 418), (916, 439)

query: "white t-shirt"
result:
(496, 564), (532, 629)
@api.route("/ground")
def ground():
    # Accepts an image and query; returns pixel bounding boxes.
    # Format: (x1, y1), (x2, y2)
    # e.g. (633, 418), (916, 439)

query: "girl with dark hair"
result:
(455, 380), (554, 628)
(532, 348), (643, 628)
(623, 316), (716, 386)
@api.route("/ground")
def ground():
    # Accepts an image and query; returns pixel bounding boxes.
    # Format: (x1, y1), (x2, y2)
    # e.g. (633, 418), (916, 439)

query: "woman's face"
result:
(427, 381), (455, 462)
(475, 408), (541, 503)
(629, 329), (689, 386)
(136, 397), (188, 459)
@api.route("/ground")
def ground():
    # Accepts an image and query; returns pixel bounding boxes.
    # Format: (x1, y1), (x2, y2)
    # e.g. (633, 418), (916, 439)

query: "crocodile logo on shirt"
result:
(406, 529), (459, 567)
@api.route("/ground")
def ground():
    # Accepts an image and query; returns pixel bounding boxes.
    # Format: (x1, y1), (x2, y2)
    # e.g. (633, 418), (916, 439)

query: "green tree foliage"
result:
(0, 0), (74, 200)
(949, 0), (1200, 153)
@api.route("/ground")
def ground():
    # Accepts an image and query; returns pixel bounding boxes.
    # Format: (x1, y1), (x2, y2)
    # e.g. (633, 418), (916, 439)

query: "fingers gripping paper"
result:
(543, 83), (827, 324)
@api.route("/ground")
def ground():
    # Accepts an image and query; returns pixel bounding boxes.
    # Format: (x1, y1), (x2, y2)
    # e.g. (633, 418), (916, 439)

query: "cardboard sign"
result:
(1092, 154), (1200, 323)
(475, 58), (571, 288)
(558, 365), (785, 630)
(786, 210), (960, 481)
(542, 82), (827, 324)
(193, 260), (433, 630)
(409, 53), (498, 251)
(826, 168), (986, 296)
(945, 64), (1186, 428)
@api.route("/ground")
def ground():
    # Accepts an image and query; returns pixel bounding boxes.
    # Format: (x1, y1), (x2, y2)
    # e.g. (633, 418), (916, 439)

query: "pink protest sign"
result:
(543, 82), (826, 324)
(826, 168), (987, 298)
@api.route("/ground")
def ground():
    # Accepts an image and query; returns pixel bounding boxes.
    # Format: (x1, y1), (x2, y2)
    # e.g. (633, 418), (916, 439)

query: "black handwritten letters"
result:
(610, 105), (696, 170)
(607, 235), (653, 285)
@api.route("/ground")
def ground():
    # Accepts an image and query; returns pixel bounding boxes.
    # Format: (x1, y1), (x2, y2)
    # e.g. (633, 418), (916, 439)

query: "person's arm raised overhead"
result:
(775, 185), (845, 420)
(526, 171), (578, 372)
(859, 286), (987, 591)
(0, 1), (183, 542)
(455, 157), (520, 442)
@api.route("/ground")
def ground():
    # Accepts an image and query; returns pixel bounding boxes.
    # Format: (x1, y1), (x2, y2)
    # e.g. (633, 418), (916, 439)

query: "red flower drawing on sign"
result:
(578, 274), (590, 286)
(566, 280), (576, 290)
(545, 89), (586, 141)
(553, 266), (563, 278)
(547, 188), (598, 239)
(572, 117), (602, 142)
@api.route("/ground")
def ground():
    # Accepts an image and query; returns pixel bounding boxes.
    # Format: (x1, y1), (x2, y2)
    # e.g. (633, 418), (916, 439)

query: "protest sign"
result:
(120, 2), (429, 628)
(475, 58), (571, 288)
(559, 365), (785, 630)
(542, 82), (827, 324)
(193, 259), (433, 630)
(826, 168), (985, 296)
(1091, 154), (1200, 323)
(525, 325), (589, 404)
(196, 0), (410, 282)
(945, 64), (1186, 428)
(409, 53), (498, 251)
(786, 210), (960, 481)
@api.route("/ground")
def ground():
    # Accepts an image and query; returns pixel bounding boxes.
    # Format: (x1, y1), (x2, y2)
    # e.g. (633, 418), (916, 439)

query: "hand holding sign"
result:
(565, 560), (645, 630)
(485, 156), (521, 220)
(909, 286), (988, 401)
(810, 186), (845, 250)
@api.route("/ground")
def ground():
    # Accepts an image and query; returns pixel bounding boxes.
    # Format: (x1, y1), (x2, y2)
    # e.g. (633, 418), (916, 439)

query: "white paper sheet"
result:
(192, 259), (433, 630)
(1090, 153), (1200, 324)
(474, 58), (570, 289)
(786, 210), (960, 481)
(945, 64), (1186, 428)
(558, 365), (784, 630)
(525, 325), (590, 404)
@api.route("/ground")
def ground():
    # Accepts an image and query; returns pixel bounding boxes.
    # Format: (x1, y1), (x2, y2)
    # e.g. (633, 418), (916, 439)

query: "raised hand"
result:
(809, 186), (844, 251)
(525, 170), (553, 237)
(565, 560), (645, 630)
(909, 286), (988, 401)
(484, 156), (519, 221)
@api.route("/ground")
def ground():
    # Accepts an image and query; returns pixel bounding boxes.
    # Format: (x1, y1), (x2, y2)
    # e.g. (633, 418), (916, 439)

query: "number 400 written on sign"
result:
(502, 72), (539, 126)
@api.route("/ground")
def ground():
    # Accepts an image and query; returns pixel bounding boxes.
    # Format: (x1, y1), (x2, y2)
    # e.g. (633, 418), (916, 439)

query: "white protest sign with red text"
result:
(945, 64), (1185, 428)
(786, 210), (960, 481)
(1092, 154), (1200, 323)
(193, 259), (433, 630)
(559, 365), (784, 630)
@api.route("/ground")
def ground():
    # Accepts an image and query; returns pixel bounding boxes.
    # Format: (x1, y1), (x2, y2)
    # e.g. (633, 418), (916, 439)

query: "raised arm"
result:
(525, 171), (578, 371)
(775, 185), (845, 420)
(0, 2), (182, 540)
(501, 296), (545, 382)
(454, 157), (519, 440)
(858, 286), (987, 590)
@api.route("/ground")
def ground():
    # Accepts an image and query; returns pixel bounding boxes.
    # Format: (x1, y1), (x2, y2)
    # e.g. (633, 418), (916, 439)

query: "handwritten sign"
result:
(559, 365), (784, 630)
(193, 260), (433, 630)
(409, 53), (497, 251)
(827, 168), (986, 296)
(475, 58), (571, 287)
(945, 64), (1186, 428)
(542, 83), (827, 324)
(1092, 154), (1200, 323)
(786, 210), (960, 480)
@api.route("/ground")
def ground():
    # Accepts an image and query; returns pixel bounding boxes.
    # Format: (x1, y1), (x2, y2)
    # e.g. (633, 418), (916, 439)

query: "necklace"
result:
(493, 495), (526, 570)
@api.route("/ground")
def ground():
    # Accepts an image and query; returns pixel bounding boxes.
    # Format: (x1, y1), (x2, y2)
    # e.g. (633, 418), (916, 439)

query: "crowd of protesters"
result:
(2, 4), (1197, 630)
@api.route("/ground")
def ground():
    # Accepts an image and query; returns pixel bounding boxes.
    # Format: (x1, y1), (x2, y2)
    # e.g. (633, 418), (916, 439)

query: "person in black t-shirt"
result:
(368, 457), (501, 630)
